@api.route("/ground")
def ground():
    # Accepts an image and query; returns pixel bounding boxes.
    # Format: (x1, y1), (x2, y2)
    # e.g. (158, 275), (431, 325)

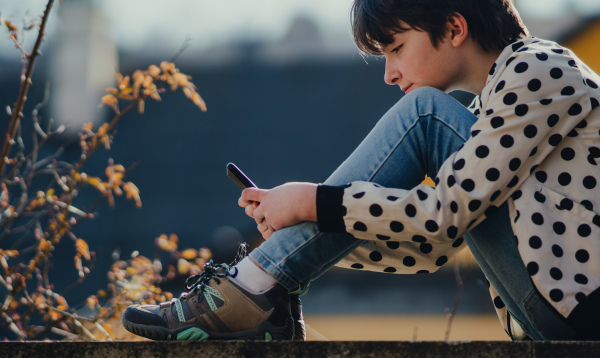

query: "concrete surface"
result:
(1, 341), (599, 358)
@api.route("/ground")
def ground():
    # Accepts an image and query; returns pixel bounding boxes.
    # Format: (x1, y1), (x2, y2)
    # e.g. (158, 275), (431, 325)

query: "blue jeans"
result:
(249, 87), (575, 340)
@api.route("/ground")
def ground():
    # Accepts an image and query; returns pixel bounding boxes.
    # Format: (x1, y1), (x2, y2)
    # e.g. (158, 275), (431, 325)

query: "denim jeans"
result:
(249, 87), (575, 340)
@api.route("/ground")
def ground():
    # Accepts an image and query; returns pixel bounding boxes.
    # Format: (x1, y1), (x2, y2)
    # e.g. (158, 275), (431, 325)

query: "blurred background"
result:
(1, 0), (599, 340)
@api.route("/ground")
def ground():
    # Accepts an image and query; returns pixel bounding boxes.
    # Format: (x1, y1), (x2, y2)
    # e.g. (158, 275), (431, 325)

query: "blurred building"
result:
(50, 1), (117, 137)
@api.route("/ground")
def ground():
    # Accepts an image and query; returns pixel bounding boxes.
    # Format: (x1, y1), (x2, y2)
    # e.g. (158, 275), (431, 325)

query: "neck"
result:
(451, 39), (503, 95)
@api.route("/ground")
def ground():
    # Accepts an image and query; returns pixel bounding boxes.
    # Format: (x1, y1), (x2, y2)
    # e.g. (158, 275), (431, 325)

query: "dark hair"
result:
(351, 0), (528, 55)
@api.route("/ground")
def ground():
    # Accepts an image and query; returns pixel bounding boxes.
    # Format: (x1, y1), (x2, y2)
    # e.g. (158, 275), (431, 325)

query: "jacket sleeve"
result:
(317, 48), (592, 247)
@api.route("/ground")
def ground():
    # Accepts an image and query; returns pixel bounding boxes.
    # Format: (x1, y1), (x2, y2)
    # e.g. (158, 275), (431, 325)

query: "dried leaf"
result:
(181, 249), (198, 260)
(132, 70), (144, 96)
(119, 75), (130, 91)
(56, 296), (68, 307)
(4, 20), (17, 32)
(199, 248), (212, 260)
(183, 87), (192, 99)
(82, 122), (94, 132)
(142, 75), (153, 89)
(191, 92), (207, 112)
(147, 65), (161, 78)
(123, 182), (141, 208)
(177, 258), (190, 275)
(101, 94), (118, 107)
(174, 73), (188, 87)
(86, 296), (98, 310)
(74, 255), (83, 272)
(75, 239), (91, 261)
(37, 239), (50, 253)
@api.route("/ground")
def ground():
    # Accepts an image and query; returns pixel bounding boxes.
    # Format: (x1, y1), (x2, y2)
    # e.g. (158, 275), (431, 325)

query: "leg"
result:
(250, 87), (477, 289)
(466, 206), (578, 340)
(122, 87), (479, 342)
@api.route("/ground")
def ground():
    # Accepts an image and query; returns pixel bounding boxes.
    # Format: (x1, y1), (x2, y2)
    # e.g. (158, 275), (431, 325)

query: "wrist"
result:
(297, 183), (318, 223)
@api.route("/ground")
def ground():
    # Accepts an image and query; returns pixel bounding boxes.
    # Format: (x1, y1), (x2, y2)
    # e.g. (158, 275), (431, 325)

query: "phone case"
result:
(226, 162), (257, 189)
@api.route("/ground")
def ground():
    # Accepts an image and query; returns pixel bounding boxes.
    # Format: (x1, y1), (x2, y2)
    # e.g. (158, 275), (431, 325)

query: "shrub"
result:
(1, 0), (209, 340)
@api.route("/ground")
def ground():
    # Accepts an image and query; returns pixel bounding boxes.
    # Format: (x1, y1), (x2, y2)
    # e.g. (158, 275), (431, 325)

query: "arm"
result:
(319, 47), (592, 244)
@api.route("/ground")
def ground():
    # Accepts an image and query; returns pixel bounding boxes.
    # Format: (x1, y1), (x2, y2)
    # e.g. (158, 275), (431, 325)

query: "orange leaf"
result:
(177, 258), (190, 275)
(101, 94), (118, 107)
(74, 255), (83, 272)
(147, 65), (161, 78)
(174, 73), (188, 87)
(86, 296), (98, 310)
(191, 92), (207, 112)
(82, 122), (94, 132)
(123, 182), (141, 208)
(75, 239), (91, 261)
(181, 249), (198, 260)
(199, 248), (212, 260)
(119, 75), (130, 91)
(4, 20), (17, 32)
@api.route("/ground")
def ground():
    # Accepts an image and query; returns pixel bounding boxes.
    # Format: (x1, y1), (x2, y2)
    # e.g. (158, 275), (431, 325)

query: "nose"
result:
(384, 57), (400, 85)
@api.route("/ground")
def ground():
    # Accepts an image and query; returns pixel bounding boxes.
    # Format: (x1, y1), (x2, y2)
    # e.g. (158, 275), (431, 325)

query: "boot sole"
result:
(122, 316), (295, 341)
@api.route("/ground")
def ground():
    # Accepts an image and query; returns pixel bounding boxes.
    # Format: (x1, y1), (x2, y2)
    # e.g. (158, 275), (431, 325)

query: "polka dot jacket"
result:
(316, 36), (600, 331)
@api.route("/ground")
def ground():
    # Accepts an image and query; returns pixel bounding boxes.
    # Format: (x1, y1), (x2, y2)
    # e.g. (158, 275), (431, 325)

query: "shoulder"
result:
(490, 37), (575, 77)
(481, 37), (589, 106)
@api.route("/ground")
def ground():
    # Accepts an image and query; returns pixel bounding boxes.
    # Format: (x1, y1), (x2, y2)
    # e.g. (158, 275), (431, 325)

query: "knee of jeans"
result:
(405, 86), (448, 102)
(406, 86), (446, 98)
(394, 86), (450, 118)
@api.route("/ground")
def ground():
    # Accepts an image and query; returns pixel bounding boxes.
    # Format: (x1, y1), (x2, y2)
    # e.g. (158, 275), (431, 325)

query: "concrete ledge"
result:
(2, 341), (600, 358)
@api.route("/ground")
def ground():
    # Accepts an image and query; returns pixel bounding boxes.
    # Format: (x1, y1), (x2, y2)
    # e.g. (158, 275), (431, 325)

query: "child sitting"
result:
(123, 0), (600, 341)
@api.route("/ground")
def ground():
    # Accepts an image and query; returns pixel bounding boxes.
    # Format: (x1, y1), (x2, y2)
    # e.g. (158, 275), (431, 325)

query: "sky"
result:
(1, 0), (600, 59)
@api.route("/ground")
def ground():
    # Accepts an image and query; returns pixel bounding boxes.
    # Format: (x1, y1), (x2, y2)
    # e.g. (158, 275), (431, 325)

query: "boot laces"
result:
(181, 243), (248, 297)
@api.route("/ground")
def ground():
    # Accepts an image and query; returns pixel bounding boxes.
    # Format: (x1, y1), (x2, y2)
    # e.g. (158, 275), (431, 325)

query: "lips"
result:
(401, 84), (413, 93)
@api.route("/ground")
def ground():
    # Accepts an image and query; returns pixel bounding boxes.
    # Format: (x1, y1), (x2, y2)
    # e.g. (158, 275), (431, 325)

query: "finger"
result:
(238, 196), (254, 208)
(257, 221), (268, 231)
(253, 205), (265, 224)
(257, 222), (269, 235)
(242, 187), (268, 203)
(245, 205), (255, 218)
(257, 224), (273, 239)
(255, 215), (265, 225)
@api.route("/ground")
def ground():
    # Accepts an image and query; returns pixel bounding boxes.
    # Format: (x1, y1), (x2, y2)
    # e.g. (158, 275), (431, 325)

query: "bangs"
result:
(351, 0), (411, 56)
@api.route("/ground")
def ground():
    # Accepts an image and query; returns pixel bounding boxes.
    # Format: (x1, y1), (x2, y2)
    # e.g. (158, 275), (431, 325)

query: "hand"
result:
(238, 182), (318, 239)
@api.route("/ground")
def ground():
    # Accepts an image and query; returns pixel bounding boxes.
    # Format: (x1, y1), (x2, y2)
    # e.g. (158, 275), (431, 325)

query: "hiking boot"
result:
(122, 260), (295, 341)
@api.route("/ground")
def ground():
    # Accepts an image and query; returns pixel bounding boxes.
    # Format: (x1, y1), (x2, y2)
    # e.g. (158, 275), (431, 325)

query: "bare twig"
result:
(444, 258), (464, 340)
(0, 0), (55, 177)
(169, 34), (192, 63)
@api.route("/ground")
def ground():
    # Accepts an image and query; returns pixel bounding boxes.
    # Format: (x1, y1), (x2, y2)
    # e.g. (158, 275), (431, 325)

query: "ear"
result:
(446, 13), (469, 47)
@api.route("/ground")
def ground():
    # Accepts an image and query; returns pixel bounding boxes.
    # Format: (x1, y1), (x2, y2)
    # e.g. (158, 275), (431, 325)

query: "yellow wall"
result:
(563, 19), (600, 73)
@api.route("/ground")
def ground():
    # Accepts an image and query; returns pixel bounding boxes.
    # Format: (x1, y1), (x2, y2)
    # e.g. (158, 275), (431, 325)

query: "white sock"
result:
(230, 257), (277, 293)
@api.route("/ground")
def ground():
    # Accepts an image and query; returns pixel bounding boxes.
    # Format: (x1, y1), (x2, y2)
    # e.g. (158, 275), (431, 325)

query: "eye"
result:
(391, 44), (403, 54)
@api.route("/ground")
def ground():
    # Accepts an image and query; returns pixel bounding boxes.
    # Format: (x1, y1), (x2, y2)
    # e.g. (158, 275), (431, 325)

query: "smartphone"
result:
(226, 162), (257, 190)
